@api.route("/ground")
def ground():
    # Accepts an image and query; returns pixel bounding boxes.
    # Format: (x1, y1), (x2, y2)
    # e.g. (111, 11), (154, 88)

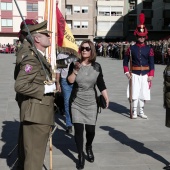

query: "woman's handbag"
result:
(97, 95), (106, 113)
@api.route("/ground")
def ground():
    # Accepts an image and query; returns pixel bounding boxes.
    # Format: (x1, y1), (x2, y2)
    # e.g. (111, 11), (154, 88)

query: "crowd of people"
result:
(95, 38), (170, 65)
(0, 43), (16, 53)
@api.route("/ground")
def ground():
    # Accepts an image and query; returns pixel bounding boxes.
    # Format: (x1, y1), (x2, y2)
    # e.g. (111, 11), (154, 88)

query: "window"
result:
(1, 19), (12, 27)
(82, 6), (88, 13)
(66, 5), (72, 15)
(98, 6), (123, 16)
(73, 21), (80, 28)
(129, 0), (136, 10)
(111, 7), (123, 16)
(98, 21), (123, 31)
(73, 6), (80, 13)
(82, 21), (88, 28)
(1, 2), (12, 10)
(66, 20), (72, 29)
(98, 6), (110, 16)
(27, 3), (38, 11)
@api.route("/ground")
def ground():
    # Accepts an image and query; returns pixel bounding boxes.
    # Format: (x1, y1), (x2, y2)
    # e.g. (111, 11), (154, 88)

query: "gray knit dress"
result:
(71, 63), (104, 125)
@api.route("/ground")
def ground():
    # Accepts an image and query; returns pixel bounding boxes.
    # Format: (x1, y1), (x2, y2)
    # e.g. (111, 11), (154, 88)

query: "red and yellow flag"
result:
(44, 1), (79, 70)
(56, 6), (78, 55)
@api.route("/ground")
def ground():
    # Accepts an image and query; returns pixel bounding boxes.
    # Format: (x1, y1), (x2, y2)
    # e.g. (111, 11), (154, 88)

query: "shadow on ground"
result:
(52, 113), (77, 163)
(0, 120), (20, 169)
(108, 101), (130, 118)
(100, 126), (169, 167)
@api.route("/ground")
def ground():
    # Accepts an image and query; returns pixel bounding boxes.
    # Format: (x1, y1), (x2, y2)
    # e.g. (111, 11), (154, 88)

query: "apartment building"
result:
(0, 0), (45, 44)
(0, 0), (170, 44)
(95, 0), (125, 41)
(62, 0), (95, 44)
(127, 0), (170, 40)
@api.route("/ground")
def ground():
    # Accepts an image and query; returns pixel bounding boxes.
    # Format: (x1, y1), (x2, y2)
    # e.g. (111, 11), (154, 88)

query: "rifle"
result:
(56, 53), (79, 68)
(129, 49), (133, 119)
(14, 0), (53, 85)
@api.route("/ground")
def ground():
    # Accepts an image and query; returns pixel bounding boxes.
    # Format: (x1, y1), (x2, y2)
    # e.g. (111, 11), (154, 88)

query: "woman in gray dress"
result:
(68, 40), (109, 170)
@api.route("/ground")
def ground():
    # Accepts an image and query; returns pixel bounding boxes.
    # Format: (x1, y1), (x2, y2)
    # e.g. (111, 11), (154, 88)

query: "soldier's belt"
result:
(132, 66), (149, 71)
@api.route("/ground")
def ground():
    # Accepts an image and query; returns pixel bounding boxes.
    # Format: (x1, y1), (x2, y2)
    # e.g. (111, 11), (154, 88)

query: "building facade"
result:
(0, 0), (170, 44)
(127, 0), (170, 40)
(62, 0), (95, 44)
(95, 0), (125, 41)
(0, 0), (45, 44)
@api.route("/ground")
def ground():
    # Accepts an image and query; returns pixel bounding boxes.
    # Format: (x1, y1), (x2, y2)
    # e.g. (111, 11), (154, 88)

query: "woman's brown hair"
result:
(79, 40), (96, 63)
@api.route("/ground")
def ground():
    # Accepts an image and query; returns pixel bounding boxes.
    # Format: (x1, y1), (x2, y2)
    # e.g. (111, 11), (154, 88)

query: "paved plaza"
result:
(0, 53), (170, 170)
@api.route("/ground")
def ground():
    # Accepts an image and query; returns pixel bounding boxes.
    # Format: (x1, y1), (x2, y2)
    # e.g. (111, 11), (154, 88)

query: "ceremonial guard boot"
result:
(138, 107), (147, 119)
(132, 107), (137, 119)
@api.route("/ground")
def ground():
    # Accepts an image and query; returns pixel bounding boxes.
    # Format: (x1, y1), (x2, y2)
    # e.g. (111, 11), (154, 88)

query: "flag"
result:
(56, 6), (79, 56)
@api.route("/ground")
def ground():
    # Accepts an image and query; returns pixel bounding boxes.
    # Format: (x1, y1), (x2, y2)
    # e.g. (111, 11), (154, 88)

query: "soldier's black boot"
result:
(86, 145), (94, 162)
(77, 152), (85, 170)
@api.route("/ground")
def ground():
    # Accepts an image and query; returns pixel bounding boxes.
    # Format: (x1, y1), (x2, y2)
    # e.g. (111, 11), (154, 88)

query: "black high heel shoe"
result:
(77, 152), (85, 170)
(86, 146), (94, 162)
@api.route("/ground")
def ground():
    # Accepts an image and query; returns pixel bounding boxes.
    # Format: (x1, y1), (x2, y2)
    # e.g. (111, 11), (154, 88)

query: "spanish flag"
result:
(56, 6), (79, 56)
(44, 1), (79, 70)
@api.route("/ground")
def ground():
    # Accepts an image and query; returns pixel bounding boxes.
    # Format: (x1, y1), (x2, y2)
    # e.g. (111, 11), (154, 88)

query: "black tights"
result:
(74, 123), (95, 154)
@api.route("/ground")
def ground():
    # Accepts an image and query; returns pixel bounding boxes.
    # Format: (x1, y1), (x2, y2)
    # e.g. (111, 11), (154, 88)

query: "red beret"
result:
(20, 19), (38, 30)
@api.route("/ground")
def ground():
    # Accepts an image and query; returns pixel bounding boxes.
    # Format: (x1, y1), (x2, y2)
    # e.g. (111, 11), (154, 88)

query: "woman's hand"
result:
(101, 89), (109, 109)
(74, 62), (81, 71)
(105, 98), (109, 108)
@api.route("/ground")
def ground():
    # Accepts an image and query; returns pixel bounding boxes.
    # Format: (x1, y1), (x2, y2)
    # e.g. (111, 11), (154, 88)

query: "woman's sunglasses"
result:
(80, 46), (91, 52)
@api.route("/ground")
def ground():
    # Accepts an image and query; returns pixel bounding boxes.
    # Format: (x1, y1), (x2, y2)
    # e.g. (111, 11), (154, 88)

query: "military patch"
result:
(25, 64), (33, 73)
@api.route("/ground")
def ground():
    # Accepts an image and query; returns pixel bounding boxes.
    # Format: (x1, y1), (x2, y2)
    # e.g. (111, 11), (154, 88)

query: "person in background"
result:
(165, 44), (170, 64)
(123, 13), (154, 119)
(68, 40), (109, 170)
(163, 44), (170, 170)
(15, 20), (56, 170)
(56, 52), (73, 134)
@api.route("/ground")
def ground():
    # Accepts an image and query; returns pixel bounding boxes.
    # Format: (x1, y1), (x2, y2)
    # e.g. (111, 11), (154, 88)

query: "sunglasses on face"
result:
(80, 46), (91, 52)
(138, 36), (146, 38)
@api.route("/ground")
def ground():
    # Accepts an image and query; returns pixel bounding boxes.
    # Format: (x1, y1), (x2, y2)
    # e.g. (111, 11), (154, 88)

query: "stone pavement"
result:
(0, 53), (170, 170)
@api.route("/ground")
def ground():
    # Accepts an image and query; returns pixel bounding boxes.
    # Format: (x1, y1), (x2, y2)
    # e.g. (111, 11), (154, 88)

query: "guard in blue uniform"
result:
(123, 13), (154, 119)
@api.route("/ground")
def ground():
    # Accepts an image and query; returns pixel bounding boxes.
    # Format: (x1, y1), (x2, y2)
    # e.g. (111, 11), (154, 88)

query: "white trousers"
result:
(127, 73), (151, 100)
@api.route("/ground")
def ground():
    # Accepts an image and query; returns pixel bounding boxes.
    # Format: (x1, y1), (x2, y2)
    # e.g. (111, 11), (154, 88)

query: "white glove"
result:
(44, 83), (56, 94)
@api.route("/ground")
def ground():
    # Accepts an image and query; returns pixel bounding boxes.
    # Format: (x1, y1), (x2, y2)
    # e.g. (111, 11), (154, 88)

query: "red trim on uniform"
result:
(136, 43), (145, 47)
(124, 66), (129, 73)
(125, 48), (130, 55)
(148, 70), (154, 77)
(149, 48), (154, 56)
